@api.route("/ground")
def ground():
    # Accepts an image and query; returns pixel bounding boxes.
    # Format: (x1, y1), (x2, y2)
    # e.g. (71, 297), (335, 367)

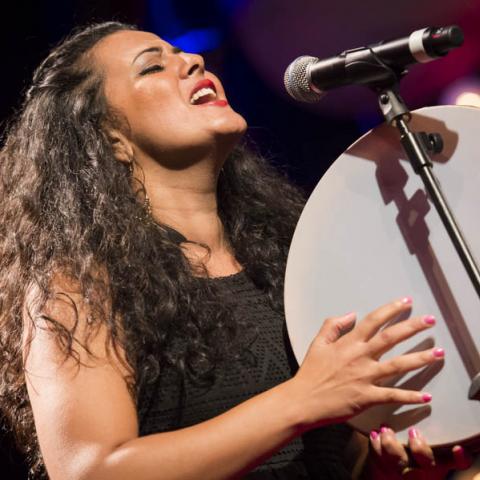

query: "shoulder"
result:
(22, 265), (132, 380)
(22, 266), (138, 480)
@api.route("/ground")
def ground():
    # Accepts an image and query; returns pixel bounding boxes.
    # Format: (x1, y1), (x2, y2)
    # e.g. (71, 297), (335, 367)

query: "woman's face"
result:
(92, 29), (247, 166)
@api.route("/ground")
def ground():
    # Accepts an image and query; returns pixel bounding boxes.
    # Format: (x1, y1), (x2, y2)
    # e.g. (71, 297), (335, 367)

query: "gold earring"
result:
(143, 192), (152, 217)
(127, 161), (134, 177)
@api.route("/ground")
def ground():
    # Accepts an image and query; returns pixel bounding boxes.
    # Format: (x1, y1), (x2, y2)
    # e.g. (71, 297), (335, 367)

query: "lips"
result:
(189, 78), (228, 107)
(190, 79), (217, 99)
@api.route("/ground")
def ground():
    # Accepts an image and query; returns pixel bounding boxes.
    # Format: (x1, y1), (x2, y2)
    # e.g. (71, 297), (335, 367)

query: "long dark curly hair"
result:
(0, 21), (305, 478)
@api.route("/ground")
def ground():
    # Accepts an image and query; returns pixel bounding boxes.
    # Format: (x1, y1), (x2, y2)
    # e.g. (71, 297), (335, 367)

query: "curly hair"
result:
(0, 21), (305, 478)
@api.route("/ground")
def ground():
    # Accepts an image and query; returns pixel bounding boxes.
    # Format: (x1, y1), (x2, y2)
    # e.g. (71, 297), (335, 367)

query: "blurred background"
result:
(1, 0), (480, 478)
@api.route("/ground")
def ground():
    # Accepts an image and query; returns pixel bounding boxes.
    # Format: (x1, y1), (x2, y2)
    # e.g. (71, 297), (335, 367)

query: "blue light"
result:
(147, 0), (184, 39)
(166, 28), (222, 53)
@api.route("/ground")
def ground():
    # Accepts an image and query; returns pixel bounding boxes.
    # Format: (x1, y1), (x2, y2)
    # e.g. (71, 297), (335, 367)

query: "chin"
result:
(219, 119), (247, 142)
(212, 110), (247, 137)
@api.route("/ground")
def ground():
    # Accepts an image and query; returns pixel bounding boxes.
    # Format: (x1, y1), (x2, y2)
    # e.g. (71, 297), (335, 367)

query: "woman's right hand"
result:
(287, 297), (443, 431)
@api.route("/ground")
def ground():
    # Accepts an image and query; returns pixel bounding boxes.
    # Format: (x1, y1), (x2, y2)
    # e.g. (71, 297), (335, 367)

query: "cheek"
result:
(120, 77), (176, 118)
(127, 92), (190, 141)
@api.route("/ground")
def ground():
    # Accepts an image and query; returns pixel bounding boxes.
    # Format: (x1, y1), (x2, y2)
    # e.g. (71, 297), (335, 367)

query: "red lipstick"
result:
(189, 78), (228, 107)
(207, 100), (228, 107)
(190, 79), (217, 99)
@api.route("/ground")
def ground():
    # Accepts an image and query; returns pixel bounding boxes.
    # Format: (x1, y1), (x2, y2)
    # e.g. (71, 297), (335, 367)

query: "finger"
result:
(369, 430), (382, 456)
(375, 348), (445, 381)
(429, 445), (472, 478)
(368, 314), (437, 358)
(408, 428), (435, 468)
(379, 427), (409, 470)
(355, 297), (412, 341)
(371, 386), (432, 406)
(315, 312), (357, 345)
(450, 445), (472, 471)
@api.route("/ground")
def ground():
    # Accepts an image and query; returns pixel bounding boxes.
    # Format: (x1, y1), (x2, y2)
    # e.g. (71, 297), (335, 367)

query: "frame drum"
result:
(285, 105), (480, 447)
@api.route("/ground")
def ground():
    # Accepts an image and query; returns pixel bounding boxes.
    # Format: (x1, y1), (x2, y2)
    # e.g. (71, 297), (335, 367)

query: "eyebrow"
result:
(132, 46), (163, 65)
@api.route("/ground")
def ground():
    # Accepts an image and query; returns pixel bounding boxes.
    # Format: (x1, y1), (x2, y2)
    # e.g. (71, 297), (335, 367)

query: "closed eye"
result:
(140, 64), (165, 75)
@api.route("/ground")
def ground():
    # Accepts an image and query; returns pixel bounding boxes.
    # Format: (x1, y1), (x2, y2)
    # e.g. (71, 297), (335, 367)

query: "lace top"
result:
(137, 271), (354, 479)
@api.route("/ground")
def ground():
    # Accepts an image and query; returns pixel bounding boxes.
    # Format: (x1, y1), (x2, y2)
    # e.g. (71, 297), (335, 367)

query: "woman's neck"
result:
(137, 158), (242, 276)
(144, 161), (222, 244)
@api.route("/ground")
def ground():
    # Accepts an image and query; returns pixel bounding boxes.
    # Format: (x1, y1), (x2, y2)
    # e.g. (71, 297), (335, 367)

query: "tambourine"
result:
(285, 105), (480, 448)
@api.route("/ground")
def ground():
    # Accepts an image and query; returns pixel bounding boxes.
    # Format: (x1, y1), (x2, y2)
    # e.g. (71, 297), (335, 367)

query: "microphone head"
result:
(284, 55), (324, 103)
(446, 25), (464, 47)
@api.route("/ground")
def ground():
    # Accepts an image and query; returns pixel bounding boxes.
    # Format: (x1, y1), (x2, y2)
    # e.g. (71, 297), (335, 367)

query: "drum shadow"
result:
(351, 112), (459, 166)
(349, 117), (480, 383)
(408, 112), (460, 165)
(377, 159), (480, 381)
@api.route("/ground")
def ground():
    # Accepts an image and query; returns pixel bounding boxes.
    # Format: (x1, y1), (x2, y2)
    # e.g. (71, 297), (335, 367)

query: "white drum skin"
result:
(285, 105), (480, 447)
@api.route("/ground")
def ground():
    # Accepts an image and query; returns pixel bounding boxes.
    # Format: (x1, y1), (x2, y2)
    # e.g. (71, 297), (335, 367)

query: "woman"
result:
(0, 21), (467, 479)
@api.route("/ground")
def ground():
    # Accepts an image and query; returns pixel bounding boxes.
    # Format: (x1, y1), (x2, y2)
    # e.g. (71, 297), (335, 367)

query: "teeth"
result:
(190, 87), (217, 104)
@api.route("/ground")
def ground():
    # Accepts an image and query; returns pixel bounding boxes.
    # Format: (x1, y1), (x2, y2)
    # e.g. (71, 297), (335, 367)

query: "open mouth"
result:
(189, 79), (219, 105)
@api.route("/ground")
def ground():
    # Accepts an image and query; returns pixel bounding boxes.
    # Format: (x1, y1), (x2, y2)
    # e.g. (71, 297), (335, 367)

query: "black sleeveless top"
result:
(137, 271), (354, 479)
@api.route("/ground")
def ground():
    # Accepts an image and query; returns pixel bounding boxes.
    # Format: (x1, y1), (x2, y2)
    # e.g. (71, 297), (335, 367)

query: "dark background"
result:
(1, 0), (479, 477)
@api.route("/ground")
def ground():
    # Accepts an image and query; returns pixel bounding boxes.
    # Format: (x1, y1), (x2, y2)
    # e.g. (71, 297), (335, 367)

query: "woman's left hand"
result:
(365, 426), (471, 479)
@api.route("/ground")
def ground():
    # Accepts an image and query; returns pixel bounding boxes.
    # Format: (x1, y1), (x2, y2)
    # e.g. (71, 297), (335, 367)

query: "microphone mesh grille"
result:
(284, 56), (322, 103)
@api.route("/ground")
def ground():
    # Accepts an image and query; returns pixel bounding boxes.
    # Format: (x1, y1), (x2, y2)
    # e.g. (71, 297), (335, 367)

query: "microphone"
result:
(284, 26), (464, 103)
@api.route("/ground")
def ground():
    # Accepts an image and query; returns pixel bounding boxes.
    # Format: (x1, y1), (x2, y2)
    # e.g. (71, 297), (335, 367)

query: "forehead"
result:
(92, 30), (170, 69)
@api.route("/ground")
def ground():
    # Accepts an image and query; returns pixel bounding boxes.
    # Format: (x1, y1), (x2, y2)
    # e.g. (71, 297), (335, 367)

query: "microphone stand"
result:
(376, 85), (480, 400)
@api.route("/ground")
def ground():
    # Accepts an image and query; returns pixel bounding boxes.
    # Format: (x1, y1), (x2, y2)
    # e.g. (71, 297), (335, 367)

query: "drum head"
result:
(285, 105), (480, 446)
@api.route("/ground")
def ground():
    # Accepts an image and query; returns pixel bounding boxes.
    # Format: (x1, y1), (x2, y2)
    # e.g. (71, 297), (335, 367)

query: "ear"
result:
(108, 129), (134, 164)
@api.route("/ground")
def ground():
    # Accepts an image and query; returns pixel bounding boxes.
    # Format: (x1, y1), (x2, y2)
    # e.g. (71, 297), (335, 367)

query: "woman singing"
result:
(0, 22), (468, 479)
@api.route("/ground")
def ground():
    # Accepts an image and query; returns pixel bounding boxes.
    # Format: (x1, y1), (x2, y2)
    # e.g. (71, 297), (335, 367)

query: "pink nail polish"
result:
(453, 445), (464, 454)
(380, 426), (388, 434)
(433, 348), (445, 358)
(370, 430), (378, 440)
(401, 296), (413, 305)
(423, 315), (436, 326)
(408, 427), (418, 439)
(422, 393), (432, 403)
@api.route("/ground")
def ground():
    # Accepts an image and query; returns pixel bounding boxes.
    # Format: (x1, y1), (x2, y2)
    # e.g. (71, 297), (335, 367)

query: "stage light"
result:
(455, 91), (480, 107)
(439, 76), (480, 107)
(146, 0), (223, 53)
(166, 28), (222, 53)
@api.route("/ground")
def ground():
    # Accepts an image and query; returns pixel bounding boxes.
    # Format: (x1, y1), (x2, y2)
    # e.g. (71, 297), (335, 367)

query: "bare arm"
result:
(24, 283), (442, 480)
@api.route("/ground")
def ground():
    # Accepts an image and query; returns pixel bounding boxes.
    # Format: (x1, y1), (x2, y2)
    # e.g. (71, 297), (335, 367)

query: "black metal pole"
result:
(377, 87), (480, 399)
(395, 117), (480, 300)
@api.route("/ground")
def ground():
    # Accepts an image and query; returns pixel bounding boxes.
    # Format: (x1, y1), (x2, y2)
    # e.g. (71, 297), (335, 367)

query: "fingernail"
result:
(423, 315), (436, 325)
(408, 427), (418, 439)
(343, 311), (356, 319)
(422, 393), (432, 403)
(433, 347), (445, 358)
(370, 430), (378, 440)
(380, 426), (388, 434)
(401, 296), (413, 305)
(453, 445), (464, 453)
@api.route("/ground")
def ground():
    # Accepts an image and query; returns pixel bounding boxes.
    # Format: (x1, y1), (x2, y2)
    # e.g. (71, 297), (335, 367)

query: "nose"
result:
(179, 52), (205, 78)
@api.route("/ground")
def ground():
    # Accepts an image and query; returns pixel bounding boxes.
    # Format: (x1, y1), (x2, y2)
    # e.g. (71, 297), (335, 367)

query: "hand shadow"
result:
(352, 337), (442, 433)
